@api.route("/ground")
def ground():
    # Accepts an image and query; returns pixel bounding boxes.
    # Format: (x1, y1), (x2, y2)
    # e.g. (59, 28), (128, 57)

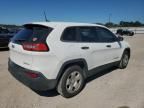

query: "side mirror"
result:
(117, 36), (124, 41)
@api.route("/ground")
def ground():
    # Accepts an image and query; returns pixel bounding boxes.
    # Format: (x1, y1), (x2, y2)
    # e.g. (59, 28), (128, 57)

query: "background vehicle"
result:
(8, 22), (131, 98)
(116, 29), (134, 36)
(0, 27), (17, 48)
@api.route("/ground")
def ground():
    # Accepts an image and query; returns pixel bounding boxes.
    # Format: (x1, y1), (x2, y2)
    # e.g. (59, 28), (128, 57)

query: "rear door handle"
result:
(106, 45), (111, 48)
(81, 46), (89, 50)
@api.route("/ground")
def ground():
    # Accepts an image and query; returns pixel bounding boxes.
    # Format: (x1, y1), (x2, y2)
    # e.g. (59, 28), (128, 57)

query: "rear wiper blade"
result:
(15, 39), (26, 42)
(14, 39), (26, 43)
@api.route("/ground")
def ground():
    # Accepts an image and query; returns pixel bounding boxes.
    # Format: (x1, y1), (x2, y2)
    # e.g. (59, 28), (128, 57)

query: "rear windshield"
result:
(11, 24), (53, 44)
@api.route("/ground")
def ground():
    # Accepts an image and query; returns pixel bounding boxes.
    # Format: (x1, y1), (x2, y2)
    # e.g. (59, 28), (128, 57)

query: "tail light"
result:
(25, 72), (39, 78)
(22, 43), (49, 51)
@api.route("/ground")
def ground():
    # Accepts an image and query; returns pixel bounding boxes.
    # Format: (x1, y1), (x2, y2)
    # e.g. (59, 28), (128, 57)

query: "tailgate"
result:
(9, 24), (53, 70)
(9, 42), (33, 69)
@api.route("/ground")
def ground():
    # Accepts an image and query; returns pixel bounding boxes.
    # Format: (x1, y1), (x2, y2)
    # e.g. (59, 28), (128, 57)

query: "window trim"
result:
(61, 26), (98, 43)
(60, 26), (118, 43)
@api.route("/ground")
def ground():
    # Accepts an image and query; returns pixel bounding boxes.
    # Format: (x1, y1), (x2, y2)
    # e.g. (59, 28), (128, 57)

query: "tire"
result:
(130, 32), (134, 36)
(57, 65), (85, 98)
(118, 51), (130, 69)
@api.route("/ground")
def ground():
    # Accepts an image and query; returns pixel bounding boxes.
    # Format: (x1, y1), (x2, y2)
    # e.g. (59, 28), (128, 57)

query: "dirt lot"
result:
(0, 34), (144, 108)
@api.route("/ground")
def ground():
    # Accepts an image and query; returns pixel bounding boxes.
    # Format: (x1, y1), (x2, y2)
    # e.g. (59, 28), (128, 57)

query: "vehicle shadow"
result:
(117, 106), (130, 108)
(0, 48), (9, 51)
(33, 89), (59, 97)
(33, 66), (118, 97)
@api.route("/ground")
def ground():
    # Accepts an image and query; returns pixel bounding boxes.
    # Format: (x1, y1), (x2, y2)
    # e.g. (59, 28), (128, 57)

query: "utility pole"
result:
(109, 13), (112, 23)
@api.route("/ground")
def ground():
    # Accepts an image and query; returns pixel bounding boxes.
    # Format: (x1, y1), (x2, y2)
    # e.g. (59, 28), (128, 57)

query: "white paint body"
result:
(9, 22), (130, 79)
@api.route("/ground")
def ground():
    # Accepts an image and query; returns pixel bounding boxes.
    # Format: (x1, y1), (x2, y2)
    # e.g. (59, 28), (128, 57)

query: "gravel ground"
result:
(0, 34), (144, 108)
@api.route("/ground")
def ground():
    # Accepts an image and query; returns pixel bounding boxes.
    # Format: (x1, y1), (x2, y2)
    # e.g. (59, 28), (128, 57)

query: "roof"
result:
(25, 21), (105, 28)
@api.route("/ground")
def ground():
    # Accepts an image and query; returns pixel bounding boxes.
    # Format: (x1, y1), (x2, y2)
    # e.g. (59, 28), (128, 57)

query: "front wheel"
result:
(118, 51), (130, 69)
(57, 65), (85, 98)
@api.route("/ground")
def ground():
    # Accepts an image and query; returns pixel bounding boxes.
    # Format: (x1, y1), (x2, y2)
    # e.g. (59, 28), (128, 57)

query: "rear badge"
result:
(32, 37), (38, 42)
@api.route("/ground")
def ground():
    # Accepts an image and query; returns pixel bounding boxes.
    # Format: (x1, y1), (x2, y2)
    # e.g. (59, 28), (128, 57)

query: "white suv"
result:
(8, 22), (130, 98)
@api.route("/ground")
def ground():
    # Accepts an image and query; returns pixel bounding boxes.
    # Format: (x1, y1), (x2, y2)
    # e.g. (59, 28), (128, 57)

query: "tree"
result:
(119, 21), (143, 27)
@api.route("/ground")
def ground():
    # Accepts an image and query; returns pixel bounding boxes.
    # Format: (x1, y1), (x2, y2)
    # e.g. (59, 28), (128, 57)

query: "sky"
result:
(0, 0), (144, 25)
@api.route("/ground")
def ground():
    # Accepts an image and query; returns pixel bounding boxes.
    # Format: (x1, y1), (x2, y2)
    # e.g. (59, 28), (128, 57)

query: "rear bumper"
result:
(8, 59), (57, 91)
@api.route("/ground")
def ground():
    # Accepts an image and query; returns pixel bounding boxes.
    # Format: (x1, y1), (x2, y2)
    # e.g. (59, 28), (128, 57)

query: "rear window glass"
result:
(61, 27), (77, 42)
(12, 24), (53, 44)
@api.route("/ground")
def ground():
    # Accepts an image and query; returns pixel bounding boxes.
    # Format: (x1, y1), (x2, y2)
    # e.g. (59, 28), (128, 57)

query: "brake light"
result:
(25, 72), (39, 78)
(22, 43), (49, 51)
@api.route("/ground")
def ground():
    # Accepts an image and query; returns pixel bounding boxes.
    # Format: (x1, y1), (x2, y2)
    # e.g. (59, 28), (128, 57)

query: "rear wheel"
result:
(118, 51), (130, 69)
(57, 65), (85, 98)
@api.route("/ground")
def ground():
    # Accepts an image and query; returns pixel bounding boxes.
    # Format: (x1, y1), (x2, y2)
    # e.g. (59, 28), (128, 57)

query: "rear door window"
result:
(78, 27), (99, 42)
(12, 24), (53, 44)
